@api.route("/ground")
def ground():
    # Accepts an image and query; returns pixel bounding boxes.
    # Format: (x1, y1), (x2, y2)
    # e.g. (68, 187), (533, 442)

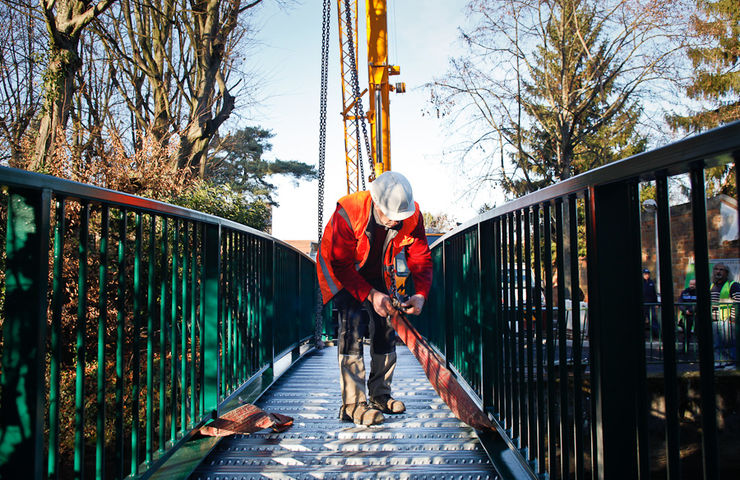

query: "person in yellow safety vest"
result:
(316, 171), (433, 426)
(709, 262), (739, 366)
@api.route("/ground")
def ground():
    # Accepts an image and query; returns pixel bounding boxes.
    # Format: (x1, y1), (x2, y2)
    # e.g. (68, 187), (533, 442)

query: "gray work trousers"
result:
(334, 289), (397, 405)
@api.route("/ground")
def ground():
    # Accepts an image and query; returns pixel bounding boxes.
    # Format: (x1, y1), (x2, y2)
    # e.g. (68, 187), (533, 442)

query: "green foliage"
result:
(171, 181), (272, 232)
(640, 182), (657, 205)
(705, 163), (737, 197)
(667, 1), (738, 198)
(667, 0), (740, 133)
(186, 125), (317, 230)
(40, 51), (64, 113)
(208, 126), (317, 205)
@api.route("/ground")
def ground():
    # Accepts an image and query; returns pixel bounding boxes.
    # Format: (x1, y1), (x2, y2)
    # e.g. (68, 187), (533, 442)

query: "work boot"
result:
(339, 402), (384, 426)
(370, 394), (406, 414)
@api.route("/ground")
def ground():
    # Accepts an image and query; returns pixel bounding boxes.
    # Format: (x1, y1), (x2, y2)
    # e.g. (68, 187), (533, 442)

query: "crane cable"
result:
(314, 0), (331, 349)
(343, 0), (376, 185)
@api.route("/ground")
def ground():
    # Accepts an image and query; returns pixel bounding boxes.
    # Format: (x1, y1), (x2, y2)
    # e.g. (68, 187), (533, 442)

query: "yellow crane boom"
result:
(337, 0), (404, 193)
(337, 0), (363, 193)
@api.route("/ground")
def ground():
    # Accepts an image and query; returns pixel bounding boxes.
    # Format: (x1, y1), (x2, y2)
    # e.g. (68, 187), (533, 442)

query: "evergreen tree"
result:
(174, 126), (316, 232)
(508, 2), (650, 195)
(667, 0), (738, 197)
(668, 0), (740, 133)
(207, 126), (317, 205)
(430, 0), (681, 198)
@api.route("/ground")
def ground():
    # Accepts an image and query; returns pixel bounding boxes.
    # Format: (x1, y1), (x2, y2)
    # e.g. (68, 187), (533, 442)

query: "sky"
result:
(247, 0), (500, 241)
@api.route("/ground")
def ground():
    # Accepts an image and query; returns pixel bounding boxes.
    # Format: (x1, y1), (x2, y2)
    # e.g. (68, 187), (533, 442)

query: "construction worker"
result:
(710, 262), (739, 366)
(316, 171), (433, 426)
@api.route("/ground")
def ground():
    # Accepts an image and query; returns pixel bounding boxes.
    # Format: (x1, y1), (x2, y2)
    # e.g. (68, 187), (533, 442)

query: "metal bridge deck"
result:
(189, 345), (499, 479)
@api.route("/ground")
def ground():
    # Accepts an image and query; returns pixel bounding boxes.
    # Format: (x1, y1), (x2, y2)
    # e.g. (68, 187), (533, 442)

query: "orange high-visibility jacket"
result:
(316, 191), (432, 305)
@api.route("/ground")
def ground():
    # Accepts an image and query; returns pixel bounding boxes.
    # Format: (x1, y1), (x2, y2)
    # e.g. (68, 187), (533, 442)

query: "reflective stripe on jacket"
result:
(316, 191), (432, 305)
(711, 280), (739, 322)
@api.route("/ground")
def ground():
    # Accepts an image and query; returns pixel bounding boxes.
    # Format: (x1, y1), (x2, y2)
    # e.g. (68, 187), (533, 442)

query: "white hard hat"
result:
(369, 171), (415, 221)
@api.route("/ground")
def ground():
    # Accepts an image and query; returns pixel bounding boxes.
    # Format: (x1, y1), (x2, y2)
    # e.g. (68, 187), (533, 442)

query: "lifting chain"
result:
(343, 0), (375, 185)
(314, 0), (331, 349)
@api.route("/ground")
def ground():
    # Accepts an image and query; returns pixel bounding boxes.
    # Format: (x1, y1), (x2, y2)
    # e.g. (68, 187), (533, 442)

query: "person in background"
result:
(678, 279), (697, 340)
(710, 263), (739, 366)
(642, 268), (659, 337)
(316, 171), (433, 426)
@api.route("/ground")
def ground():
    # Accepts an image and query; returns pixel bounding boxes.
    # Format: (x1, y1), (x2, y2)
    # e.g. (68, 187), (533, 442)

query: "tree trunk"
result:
(176, 0), (261, 178)
(32, 43), (81, 169)
(32, 0), (117, 169)
(179, 0), (241, 177)
(180, 86), (235, 176)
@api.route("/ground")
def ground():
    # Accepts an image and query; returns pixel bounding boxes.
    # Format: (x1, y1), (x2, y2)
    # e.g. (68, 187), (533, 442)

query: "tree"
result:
(32, 0), (117, 169)
(95, 0), (268, 178)
(207, 126), (317, 205)
(94, 0), (181, 146)
(0, 1), (45, 164)
(179, 0), (265, 177)
(667, 0), (740, 133)
(172, 126), (315, 232)
(69, 31), (120, 164)
(667, 0), (738, 197)
(430, 0), (685, 198)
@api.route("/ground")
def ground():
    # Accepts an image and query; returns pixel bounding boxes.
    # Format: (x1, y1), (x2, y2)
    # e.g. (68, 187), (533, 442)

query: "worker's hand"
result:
(368, 288), (394, 317)
(401, 294), (425, 316)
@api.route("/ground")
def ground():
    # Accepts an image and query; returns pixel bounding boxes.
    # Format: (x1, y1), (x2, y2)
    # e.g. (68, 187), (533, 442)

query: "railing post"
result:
(0, 188), (51, 480)
(203, 223), (221, 416)
(293, 252), (302, 362)
(587, 181), (643, 479)
(479, 220), (496, 412)
(736, 156), (739, 365)
(655, 172), (681, 478)
(690, 166), (719, 479)
(268, 240), (275, 366)
(443, 239), (453, 367)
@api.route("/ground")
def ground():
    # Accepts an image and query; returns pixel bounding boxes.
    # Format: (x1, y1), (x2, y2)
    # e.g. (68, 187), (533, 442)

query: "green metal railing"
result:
(0, 167), (320, 479)
(419, 121), (740, 480)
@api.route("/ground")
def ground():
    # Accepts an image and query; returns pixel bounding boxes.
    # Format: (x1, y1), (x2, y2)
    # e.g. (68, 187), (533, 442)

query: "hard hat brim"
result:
(384, 207), (415, 222)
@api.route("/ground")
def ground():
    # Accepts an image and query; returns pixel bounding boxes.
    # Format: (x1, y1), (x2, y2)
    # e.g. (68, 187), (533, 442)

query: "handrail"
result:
(0, 165), (311, 256)
(420, 120), (739, 479)
(0, 166), (321, 479)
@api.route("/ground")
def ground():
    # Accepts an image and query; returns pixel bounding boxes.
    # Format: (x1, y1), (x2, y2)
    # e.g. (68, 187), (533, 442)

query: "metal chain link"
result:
(358, 128), (366, 191)
(314, 0), (331, 349)
(343, 0), (375, 184)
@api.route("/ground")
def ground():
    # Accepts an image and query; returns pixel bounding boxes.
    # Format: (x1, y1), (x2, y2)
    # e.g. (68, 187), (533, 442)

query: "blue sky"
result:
(247, 0), (497, 240)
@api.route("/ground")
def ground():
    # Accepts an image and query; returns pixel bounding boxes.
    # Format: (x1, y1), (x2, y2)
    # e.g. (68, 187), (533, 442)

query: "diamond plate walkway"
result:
(189, 345), (501, 479)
